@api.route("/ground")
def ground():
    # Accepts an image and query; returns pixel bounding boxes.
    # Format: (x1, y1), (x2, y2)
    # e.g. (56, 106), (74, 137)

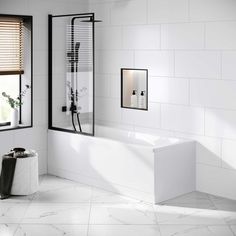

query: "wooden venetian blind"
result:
(0, 18), (24, 75)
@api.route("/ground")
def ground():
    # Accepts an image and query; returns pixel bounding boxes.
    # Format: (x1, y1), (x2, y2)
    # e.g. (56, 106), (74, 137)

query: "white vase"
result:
(10, 108), (19, 128)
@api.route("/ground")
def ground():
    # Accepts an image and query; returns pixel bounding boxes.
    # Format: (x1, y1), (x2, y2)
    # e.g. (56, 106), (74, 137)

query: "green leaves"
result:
(1, 84), (30, 109)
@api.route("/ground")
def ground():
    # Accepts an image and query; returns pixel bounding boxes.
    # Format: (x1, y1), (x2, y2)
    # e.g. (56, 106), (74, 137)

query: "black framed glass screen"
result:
(48, 13), (95, 136)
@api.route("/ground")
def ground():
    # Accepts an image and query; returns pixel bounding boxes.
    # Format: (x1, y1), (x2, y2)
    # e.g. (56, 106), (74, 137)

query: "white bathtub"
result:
(48, 125), (196, 203)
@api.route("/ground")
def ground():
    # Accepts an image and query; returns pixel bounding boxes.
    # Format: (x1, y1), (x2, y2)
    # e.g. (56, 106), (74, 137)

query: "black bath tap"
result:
(70, 88), (82, 133)
(70, 88), (76, 112)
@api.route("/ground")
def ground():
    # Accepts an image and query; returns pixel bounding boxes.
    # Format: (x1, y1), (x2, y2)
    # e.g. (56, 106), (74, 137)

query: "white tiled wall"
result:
(90, 0), (236, 200)
(135, 51), (174, 76)
(175, 51), (221, 79)
(0, 0), (89, 175)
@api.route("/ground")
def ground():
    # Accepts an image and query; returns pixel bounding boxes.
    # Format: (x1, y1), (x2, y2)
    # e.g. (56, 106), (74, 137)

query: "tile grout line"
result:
(220, 50), (223, 80)
(229, 225), (236, 236)
(13, 198), (33, 235)
(203, 22), (206, 50)
(188, 0), (190, 22)
(152, 204), (162, 235)
(220, 138), (223, 168)
(87, 187), (93, 236)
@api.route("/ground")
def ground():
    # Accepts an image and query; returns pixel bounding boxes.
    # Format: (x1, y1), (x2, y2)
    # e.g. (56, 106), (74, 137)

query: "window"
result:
(0, 17), (23, 75)
(0, 75), (19, 124)
(0, 15), (32, 130)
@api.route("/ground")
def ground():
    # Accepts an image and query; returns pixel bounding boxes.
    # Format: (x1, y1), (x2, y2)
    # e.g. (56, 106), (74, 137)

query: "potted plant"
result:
(2, 85), (30, 128)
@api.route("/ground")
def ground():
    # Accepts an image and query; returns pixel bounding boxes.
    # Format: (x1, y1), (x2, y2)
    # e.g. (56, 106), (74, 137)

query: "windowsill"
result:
(0, 124), (32, 132)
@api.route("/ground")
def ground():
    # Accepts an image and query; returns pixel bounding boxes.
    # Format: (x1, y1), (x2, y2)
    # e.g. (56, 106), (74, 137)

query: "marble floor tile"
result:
(217, 211), (236, 225)
(1, 194), (35, 204)
(229, 225), (236, 235)
(1, 175), (235, 236)
(160, 191), (216, 209)
(159, 225), (235, 236)
(154, 205), (226, 225)
(22, 203), (90, 224)
(210, 195), (236, 212)
(208, 196), (236, 225)
(38, 175), (78, 192)
(0, 203), (29, 224)
(87, 225), (161, 236)
(89, 203), (157, 225)
(33, 184), (92, 203)
(14, 224), (88, 236)
(0, 224), (18, 235)
(91, 187), (140, 204)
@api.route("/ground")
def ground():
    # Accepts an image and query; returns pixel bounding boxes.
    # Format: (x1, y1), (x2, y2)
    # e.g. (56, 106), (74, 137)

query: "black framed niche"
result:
(121, 68), (148, 111)
(0, 14), (33, 131)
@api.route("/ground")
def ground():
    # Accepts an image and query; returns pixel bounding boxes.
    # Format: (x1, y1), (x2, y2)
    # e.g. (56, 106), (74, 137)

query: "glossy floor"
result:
(0, 175), (236, 236)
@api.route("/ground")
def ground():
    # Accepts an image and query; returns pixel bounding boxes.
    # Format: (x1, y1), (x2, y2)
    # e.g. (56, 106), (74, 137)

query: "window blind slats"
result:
(0, 18), (23, 75)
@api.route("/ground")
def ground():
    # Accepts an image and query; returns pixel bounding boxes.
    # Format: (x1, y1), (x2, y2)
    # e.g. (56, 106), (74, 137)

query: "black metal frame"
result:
(121, 68), (148, 111)
(0, 14), (33, 131)
(48, 13), (95, 136)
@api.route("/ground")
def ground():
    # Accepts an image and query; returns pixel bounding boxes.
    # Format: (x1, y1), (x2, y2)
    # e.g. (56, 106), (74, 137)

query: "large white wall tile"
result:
(37, 148), (48, 175)
(222, 139), (236, 170)
(206, 22), (236, 50)
(96, 50), (134, 74)
(96, 98), (121, 123)
(1, 0), (30, 14)
(149, 77), (189, 105)
(175, 51), (221, 79)
(89, 2), (110, 25)
(95, 74), (111, 97)
(0, 131), (14, 155)
(34, 100), (48, 127)
(197, 163), (236, 200)
(175, 132), (222, 167)
(190, 79), (236, 109)
(196, 139), (221, 167)
(34, 76), (47, 100)
(190, 0), (236, 21)
(161, 104), (205, 135)
(161, 23), (204, 50)
(135, 51), (174, 77)
(110, 0), (147, 25)
(110, 74), (120, 99)
(123, 25), (160, 50)
(134, 103), (160, 128)
(96, 26), (122, 50)
(14, 128), (47, 152)
(205, 109), (236, 139)
(34, 50), (48, 76)
(121, 109), (134, 125)
(222, 52), (236, 80)
(122, 103), (161, 128)
(34, 23), (48, 51)
(148, 0), (189, 23)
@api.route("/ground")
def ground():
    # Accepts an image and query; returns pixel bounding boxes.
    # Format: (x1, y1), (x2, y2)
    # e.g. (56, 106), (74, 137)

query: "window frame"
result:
(0, 14), (33, 132)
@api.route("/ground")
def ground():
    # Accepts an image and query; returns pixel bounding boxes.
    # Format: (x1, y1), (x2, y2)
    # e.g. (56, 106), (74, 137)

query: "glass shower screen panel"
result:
(49, 14), (94, 135)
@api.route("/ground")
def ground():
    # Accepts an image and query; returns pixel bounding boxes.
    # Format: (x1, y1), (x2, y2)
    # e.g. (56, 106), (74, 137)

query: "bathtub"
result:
(48, 125), (196, 203)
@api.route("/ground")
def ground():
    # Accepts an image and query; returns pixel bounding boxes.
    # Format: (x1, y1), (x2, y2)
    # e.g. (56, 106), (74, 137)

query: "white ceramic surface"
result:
(10, 108), (19, 128)
(48, 126), (195, 203)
